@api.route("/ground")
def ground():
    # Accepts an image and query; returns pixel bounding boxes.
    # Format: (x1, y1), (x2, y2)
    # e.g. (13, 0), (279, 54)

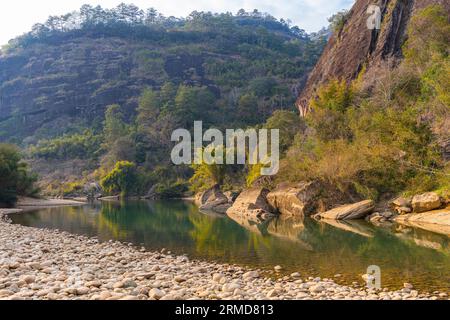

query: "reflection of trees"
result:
(99, 200), (197, 246)
(188, 211), (273, 260)
(11, 201), (450, 291)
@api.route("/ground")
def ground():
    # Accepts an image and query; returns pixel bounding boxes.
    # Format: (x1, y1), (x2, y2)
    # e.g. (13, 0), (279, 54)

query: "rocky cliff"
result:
(296, 0), (450, 115)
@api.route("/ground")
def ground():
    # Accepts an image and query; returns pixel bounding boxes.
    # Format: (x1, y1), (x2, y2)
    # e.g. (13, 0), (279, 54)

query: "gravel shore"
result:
(0, 209), (446, 300)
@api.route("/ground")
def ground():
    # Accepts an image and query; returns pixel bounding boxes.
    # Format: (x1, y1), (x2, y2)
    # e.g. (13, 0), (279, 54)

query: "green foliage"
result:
(307, 79), (353, 141)
(0, 144), (38, 206)
(264, 110), (305, 154)
(237, 93), (259, 125)
(101, 161), (137, 197)
(29, 130), (101, 160)
(154, 181), (189, 199)
(328, 10), (349, 33)
(174, 86), (217, 127)
(2, 5), (326, 195)
(189, 148), (227, 192)
(404, 5), (450, 69)
(103, 104), (128, 145)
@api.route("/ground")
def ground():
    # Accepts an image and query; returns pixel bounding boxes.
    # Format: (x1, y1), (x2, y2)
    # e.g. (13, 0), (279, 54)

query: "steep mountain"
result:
(0, 6), (325, 145)
(296, 0), (450, 115)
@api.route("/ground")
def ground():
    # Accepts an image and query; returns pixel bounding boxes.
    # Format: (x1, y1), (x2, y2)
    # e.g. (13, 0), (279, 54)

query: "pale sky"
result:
(0, 0), (355, 45)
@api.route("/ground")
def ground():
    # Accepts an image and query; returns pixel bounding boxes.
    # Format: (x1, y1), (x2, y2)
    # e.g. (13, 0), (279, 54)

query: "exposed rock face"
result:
(223, 191), (240, 203)
(317, 200), (375, 220)
(195, 185), (230, 214)
(266, 181), (321, 216)
(195, 185), (226, 206)
(226, 188), (275, 220)
(395, 207), (450, 236)
(296, 0), (450, 115)
(411, 192), (442, 213)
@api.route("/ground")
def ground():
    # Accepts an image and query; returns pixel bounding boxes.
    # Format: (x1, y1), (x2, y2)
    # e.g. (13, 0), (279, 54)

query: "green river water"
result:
(9, 200), (450, 293)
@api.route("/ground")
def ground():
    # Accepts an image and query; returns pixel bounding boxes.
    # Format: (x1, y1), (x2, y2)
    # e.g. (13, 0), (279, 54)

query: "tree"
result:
(101, 161), (137, 197)
(103, 104), (128, 145)
(307, 79), (353, 141)
(174, 86), (216, 128)
(328, 10), (349, 33)
(145, 8), (159, 24)
(265, 110), (305, 154)
(237, 93), (259, 125)
(160, 82), (177, 113)
(0, 144), (38, 206)
(136, 89), (161, 134)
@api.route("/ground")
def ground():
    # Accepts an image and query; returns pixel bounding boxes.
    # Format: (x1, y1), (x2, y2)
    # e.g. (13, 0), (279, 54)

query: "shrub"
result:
(101, 161), (137, 197)
(0, 144), (38, 206)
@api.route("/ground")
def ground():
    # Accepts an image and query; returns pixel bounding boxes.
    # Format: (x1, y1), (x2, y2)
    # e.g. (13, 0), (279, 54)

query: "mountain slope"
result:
(0, 7), (325, 144)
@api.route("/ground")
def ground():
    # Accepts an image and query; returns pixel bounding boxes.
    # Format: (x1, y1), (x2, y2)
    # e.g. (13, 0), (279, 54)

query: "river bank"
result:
(1, 209), (446, 300)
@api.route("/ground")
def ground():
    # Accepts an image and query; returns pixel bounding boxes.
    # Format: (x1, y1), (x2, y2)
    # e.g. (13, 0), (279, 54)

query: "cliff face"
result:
(296, 0), (450, 115)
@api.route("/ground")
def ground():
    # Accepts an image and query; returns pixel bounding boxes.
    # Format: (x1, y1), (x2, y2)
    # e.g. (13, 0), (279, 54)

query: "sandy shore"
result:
(16, 197), (87, 208)
(1, 209), (447, 300)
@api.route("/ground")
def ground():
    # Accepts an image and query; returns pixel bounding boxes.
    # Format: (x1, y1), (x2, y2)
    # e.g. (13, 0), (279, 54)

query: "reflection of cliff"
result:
(319, 219), (375, 238)
(226, 211), (269, 235)
(265, 216), (313, 250)
(394, 225), (450, 254)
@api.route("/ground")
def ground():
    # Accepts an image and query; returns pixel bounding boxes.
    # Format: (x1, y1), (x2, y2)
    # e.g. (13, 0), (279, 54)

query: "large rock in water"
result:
(226, 188), (275, 220)
(195, 185), (230, 214)
(411, 192), (442, 213)
(317, 200), (374, 220)
(266, 181), (321, 216)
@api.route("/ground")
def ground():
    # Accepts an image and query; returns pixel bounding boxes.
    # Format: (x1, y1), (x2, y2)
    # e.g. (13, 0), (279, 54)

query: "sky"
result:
(0, 0), (355, 45)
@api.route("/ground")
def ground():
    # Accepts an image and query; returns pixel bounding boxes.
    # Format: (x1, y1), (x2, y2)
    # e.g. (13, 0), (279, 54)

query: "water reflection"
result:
(9, 200), (450, 292)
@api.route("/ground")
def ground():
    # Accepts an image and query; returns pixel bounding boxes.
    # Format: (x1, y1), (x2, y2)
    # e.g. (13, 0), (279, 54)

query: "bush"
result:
(0, 144), (38, 206)
(101, 161), (137, 197)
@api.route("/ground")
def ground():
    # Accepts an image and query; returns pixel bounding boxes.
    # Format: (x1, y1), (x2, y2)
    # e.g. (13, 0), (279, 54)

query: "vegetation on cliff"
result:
(0, 4), (327, 196)
(279, 5), (450, 200)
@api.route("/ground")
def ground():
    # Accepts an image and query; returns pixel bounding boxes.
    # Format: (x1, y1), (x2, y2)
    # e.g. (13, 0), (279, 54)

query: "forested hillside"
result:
(0, 4), (326, 196)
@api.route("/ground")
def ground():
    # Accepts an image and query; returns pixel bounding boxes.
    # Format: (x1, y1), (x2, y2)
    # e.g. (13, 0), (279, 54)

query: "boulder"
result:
(317, 200), (374, 220)
(390, 197), (413, 214)
(195, 185), (227, 206)
(195, 185), (230, 214)
(411, 192), (442, 213)
(266, 181), (321, 216)
(226, 188), (275, 220)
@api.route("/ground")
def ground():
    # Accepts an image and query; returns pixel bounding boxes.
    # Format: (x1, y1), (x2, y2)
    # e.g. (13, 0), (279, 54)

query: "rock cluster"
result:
(390, 193), (443, 214)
